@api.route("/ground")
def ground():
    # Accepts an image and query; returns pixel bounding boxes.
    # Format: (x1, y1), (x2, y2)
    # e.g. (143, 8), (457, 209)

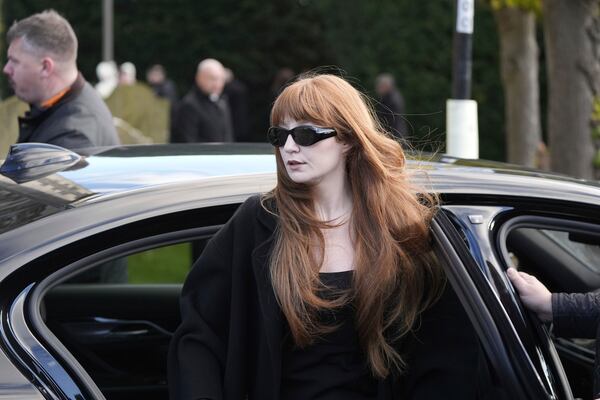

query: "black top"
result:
(281, 271), (377, 399)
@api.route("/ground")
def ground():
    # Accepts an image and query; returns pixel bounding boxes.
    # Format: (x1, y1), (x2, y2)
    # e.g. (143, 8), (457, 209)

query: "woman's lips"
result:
(286, 160), (305, 169)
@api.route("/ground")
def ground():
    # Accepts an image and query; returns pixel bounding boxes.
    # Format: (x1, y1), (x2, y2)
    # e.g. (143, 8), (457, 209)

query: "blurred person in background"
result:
(119, 62), (137, 86)
(271, 67), (295, 99)
(3, 9), (119, 150)
(170, 58), (233, 143)
(146, 63), (178, 104)
(375, 73), (407, 141)
(95, 60), (119, 99)
(223, 67), (249, 141)
(3, 10), (125, 283)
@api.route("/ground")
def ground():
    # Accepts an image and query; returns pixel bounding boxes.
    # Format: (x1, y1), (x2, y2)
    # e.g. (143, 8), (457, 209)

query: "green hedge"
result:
(2, 0), (506, 160)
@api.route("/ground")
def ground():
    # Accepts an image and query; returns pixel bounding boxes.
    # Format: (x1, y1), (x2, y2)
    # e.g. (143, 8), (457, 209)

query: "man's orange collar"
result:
(40, 88), (69, 109)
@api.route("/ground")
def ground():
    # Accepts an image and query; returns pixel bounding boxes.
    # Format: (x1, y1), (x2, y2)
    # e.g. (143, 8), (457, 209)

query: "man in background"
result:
(3, 9), (120, 150)
(170, 58), (233, 143)
(2, 10), (124, 284)
(375, 73), (407, 140)
(146, 64), (178, 104)
(223, 67), (249, 141)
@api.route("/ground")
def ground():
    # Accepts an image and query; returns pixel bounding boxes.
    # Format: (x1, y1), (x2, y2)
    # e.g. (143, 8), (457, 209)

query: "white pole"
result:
(446, 99), (479, 158)
(446, 0), (479, 159)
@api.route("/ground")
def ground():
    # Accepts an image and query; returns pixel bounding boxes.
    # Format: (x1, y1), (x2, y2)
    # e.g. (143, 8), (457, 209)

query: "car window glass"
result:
(65, 239), (208, 285)
(541, 229), (600, 275)
(127, 242), (192, 284)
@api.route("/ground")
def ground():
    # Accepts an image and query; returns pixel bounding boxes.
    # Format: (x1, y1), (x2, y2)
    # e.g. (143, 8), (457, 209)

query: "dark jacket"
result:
(552, 292), (600, 397)
(168, 195), (483, 400)
(223, 79), (248, 141)
(18, 74), (120, 149)
(170, 86), (234, 143)
(552, 292), (600, 338)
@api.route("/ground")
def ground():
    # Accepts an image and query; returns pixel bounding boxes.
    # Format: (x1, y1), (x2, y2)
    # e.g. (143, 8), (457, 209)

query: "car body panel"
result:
(1, 143), (600, 399)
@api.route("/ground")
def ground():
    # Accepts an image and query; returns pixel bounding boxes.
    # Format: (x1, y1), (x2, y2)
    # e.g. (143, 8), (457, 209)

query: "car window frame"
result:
(434, 208), (572, 399)
(28, 223), (223, 399)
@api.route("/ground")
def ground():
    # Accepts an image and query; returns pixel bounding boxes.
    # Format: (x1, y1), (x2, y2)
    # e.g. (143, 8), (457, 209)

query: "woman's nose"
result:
(282, 133), (299, 151)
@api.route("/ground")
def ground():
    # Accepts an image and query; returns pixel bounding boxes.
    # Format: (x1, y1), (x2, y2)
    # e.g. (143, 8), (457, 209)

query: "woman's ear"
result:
(342, 141), (352, 154)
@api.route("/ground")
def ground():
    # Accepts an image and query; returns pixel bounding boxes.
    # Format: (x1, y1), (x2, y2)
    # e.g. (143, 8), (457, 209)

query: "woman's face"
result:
(278, 118), (349, 186)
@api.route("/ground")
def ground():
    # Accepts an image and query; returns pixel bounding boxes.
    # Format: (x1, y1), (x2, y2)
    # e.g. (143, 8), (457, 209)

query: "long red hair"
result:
(264, 73), (442, 378)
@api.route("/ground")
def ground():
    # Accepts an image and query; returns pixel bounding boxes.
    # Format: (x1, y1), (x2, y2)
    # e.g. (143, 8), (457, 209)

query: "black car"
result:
(0, 142), (599, 400)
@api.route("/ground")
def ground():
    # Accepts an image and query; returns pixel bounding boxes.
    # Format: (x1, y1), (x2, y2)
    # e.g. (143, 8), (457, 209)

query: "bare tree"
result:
(494, 5), (541, 167)
(543, 0), (600, 179)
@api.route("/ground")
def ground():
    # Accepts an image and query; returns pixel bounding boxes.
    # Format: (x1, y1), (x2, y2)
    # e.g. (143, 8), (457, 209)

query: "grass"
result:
(127, 242), (192, 284)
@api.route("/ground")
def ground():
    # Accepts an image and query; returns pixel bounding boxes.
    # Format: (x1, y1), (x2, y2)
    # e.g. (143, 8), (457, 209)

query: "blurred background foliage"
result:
(1, 0), (515, 161)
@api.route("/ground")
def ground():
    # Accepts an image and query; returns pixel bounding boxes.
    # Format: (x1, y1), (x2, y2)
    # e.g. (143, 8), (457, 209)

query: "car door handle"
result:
(61, 317), (173, 344)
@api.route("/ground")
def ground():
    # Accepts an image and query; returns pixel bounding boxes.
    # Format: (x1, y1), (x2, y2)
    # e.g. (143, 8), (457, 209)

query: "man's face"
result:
(3, 38), (45, 104)
(196, 66), (225, 98)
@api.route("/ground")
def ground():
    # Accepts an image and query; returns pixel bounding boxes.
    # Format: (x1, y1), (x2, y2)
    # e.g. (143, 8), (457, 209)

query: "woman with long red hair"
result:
(169, 73), (480, 399)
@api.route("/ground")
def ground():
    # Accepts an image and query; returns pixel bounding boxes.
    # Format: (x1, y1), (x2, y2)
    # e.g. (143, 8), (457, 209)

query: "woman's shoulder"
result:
(232, 194), (278, 229)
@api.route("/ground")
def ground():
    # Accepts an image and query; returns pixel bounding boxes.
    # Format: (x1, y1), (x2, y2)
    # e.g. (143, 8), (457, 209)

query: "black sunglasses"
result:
(267, 125), (337, 147)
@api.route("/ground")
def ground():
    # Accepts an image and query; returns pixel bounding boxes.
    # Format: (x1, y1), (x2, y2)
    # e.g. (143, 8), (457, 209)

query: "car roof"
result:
(3, 142), (600, 204)
(1, 143), (600, 233)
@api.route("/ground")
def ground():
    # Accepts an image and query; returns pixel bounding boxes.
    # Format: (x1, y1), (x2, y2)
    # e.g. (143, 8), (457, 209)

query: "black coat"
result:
(168, 196), (484, 400)
(18, 74), (120, 149)
(551, 292), (600, 397)
(170, 86), (234, 143)
(552, 292), (600, 338)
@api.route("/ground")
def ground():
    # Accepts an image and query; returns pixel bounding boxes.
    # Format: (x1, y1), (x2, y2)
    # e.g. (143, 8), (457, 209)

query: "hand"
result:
(506, 268), (553, 322)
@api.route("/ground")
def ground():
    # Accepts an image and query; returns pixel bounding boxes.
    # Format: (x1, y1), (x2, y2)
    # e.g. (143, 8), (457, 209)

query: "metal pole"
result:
(452, 0), (474, 99)
(446, 0), (479, 159)
(102, 0), (114, 61)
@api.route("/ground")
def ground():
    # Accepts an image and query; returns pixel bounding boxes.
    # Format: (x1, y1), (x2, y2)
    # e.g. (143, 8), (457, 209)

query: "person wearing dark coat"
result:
(171, 58), (234, 143)
(147, 64), (178, 104)
(3, 10), (119, 150)
(169, 74), (485, 400)
(223, 68), (249, 141)
(375, 73), (407, 140)
(508, 268), (600, 399)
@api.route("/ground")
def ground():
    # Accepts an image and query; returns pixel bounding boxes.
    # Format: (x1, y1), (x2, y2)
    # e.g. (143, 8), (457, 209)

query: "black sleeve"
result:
(168, 197), (260, 400)
(171, 101), (200, 143)
(552, 292), (600, 338)
(168, 226), (233, 400)
(397, 282), (482, 399)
